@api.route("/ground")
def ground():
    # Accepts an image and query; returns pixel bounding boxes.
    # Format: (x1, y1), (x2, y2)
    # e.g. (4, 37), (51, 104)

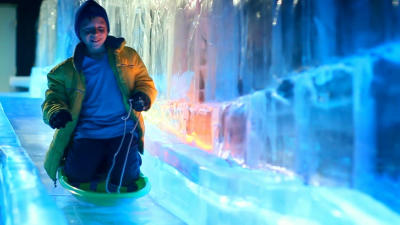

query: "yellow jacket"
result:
(41, 36), (157, 181)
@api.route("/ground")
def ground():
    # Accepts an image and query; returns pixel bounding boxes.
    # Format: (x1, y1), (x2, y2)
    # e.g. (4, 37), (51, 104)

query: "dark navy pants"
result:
(64, 133), (142, 186)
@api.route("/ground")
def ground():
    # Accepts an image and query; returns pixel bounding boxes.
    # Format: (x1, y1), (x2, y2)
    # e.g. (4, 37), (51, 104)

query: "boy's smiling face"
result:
(79, 17), (108, 54)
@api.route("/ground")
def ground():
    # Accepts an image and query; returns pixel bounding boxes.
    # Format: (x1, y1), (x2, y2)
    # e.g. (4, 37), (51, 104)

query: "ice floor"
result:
(1, 95), (400, 225)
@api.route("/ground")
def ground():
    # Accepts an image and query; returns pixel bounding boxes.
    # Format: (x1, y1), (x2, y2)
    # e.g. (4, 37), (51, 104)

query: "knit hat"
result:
(74, 0), (110, 40)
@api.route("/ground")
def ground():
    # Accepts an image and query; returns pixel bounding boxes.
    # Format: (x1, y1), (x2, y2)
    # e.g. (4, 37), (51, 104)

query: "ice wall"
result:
(33, 0), (400, 99)
(0, 104), (66, 225)
(31, 0), (400, 215)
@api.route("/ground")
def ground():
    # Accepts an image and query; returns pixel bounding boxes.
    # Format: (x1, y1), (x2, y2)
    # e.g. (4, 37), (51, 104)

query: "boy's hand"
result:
(129, 92), (150, 112)
(49, 109), (72, 129)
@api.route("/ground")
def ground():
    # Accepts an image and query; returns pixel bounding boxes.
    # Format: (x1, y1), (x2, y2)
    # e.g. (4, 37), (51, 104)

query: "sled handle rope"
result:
(105, 99), (140, 193)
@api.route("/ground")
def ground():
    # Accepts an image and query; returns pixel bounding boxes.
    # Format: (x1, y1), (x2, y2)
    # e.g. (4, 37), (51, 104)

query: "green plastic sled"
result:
(57, 168), (151, 205)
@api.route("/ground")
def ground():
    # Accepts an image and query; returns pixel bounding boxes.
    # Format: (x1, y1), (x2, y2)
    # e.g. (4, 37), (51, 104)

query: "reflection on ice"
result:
(143, 126), (400, 224)
(0, 107), (66, 225)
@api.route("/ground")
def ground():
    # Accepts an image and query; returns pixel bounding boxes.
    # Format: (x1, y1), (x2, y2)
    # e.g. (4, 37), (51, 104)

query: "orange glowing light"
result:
(185, 134), (194, 143)
(185, 132), (213, 151)
(145, 101), (214, 152)
(194, 138), (212, 151)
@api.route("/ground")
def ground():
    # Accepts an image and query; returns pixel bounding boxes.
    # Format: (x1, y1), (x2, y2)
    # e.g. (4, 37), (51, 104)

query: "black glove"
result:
(129, 92), (150, 112)
(49, 109), (72, 129)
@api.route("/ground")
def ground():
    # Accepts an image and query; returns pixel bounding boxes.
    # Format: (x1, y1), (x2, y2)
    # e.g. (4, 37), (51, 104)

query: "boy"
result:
(42, 0), (157, 191)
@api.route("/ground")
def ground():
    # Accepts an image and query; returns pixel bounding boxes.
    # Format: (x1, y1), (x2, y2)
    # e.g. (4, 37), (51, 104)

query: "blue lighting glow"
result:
(1, 0), (400, 224)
